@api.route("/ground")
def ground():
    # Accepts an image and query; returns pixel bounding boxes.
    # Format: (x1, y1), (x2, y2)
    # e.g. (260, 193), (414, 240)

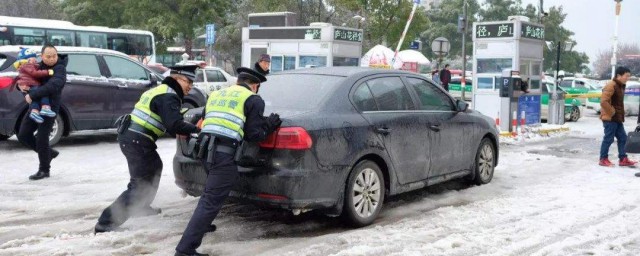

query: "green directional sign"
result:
(475, 23), (514, 39)
(334, 28), (363, 42)
(521, 23), (545, 40)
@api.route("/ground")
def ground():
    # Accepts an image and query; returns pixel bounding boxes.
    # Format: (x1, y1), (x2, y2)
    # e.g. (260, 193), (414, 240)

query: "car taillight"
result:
(0, 77), (13, 90)
(259, 127), (313, 150)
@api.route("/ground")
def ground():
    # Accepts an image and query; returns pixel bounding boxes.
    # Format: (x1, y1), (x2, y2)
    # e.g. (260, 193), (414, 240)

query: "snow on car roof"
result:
(0, 45), (130, 58)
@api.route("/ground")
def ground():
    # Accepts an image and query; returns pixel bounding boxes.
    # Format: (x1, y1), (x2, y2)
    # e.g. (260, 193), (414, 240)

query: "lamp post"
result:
(549, 41), (574, 124)
(611, 0), (622, 78)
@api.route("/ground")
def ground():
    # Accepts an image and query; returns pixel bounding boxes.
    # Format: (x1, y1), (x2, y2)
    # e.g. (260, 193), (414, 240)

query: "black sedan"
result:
(173, 67), (499, 227)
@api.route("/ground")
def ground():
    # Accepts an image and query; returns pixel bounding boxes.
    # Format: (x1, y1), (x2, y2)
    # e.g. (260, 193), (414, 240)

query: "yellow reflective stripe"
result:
(201, 124), (243, 141)
(132, 109), (166, 131)
(205, 111), (244, 127)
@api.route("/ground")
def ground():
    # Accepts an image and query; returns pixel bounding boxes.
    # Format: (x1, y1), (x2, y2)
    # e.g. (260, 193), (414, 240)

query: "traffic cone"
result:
(511, 111), (517, 137)
(520, 111), (526, 134)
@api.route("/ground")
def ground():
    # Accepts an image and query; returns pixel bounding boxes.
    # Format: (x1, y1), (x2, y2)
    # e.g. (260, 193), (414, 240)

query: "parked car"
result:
(173, 67), (499, 227)
(193, 66), (236, 95)
(558, 77), (601, 106)
(540, 81), (582, 122)
(0, 46), (206, 145)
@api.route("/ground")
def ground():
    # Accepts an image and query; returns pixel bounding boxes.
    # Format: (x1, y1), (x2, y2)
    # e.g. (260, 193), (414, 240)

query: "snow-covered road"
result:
(1, 114), (640, 256)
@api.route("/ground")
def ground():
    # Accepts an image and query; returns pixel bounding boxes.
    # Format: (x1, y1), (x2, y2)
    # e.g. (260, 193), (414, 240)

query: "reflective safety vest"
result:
(201, 85), (254, 141)
(130, 84), (177, 139)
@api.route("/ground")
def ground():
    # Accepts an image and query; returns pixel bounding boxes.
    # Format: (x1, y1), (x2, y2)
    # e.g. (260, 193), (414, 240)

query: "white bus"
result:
(0, 16), (156, 63)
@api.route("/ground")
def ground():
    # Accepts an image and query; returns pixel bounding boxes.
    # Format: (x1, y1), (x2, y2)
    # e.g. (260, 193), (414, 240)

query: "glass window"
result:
(529, 79), (541, 90)
(284, 56), (296, 71)
(108, 34), (128, 53)
(259, 74), (344, 110)
(559, 80), (572, 88)
(13, 27), (45, 45)
(352, 83), (377, 111)
(575, 80), (586, 88)
(207, 70), (226, 82)
(46, 30), (74, 46)
(127, 35), (152, 56)
(366, 77), (415, 111)
(406, 78), (453, 111)
(271, 56), (283, 73)
(299, 56), (326, 68)
(519, 63), (530, 76)
(77, 32), (107, 49)
(477, 77), (494, 89)
(103, 55), (148, 80)
(532, 62), (542, 76)
(66, 54), (102, 77)
(477, 58), (512, 74)
(542, 83), (549, 93)
(271, 56), (296, 73)
(0, 28), (10, 46)
(195, 69), (205, 82)
(333, 57), (359, 67)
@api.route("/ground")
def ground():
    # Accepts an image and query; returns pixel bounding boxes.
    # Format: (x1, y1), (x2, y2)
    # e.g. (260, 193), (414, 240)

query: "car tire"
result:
(342, 160), (385, 227)
(470, 138), (496, 185)
(0, 134), (9, 141)
(35, 115), (64, 146)
(569, 107), (580, 122)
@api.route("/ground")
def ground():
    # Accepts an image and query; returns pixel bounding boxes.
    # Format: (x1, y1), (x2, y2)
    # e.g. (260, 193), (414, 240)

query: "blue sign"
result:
(409, 41), (420, 50)
(518, 95), (541, 125)
(205, 24), (215, 45)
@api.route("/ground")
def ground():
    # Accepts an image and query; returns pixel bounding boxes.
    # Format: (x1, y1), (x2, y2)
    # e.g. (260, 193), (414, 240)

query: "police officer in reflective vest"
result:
(175, 67), (281, 256)
(95, 65), (201, 233)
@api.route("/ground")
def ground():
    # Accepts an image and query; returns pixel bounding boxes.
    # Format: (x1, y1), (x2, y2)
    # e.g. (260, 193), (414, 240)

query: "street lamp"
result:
(611, 0), (623, 78)
(342, 15), (366, 29)
(548, 40), (574, 124)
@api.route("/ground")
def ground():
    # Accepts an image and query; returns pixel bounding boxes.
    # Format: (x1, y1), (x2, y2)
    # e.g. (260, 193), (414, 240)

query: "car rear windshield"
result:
(259, 74), (345, 110)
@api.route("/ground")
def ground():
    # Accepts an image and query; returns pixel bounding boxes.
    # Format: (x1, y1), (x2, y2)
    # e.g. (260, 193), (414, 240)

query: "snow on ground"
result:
(2, 112), (640, 256)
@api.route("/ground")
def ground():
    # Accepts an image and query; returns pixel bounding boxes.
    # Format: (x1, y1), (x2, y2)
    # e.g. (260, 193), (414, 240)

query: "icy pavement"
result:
(1, 114), (640, 256)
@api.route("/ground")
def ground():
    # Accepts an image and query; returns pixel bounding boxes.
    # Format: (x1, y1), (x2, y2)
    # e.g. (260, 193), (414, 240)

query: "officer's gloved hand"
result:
(265, 113), (282, 134)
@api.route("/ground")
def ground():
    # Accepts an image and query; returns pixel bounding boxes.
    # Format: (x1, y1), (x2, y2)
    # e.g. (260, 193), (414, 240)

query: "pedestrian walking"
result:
(94, 65), (200, 233)
(254, 54), (270, 76)
(17, 44), (67, 180)
(599, 66), (637, 167)
(439, 64), (452, 91)
(174, 67), (282, 256)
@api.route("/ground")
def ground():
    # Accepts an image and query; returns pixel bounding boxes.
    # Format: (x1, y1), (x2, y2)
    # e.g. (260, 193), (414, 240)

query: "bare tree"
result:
(594, 43), (640, 79)
(0, 0), (64, 19)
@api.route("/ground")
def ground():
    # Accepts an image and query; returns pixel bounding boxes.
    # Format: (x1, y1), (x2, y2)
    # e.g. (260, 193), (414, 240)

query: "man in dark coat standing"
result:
(439, 64), (452, 92)
(254, 54), (270, 76)
(17, 44), (67, 180)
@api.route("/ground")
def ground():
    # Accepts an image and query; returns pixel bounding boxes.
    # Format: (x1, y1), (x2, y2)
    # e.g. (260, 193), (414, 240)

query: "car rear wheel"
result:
(342, 160), (385, 227)
(569, 107), (580, 122)
(471, 138), (495, 185)
(34, 115), (64, 146)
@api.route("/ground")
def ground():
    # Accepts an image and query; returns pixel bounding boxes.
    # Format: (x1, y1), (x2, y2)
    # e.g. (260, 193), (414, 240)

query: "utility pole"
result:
(460, 0), (469, 101)
(538, 0), (544, 23)
(611, 0), (622, 78)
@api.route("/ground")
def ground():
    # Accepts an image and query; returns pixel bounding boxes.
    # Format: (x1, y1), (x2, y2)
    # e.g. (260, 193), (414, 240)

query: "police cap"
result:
(236, 67), (267, 84)
(168, 64), (198, 82)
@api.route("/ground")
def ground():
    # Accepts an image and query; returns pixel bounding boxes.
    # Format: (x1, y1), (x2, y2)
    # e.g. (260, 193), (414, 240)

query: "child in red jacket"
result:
(14, 48), (55, 123)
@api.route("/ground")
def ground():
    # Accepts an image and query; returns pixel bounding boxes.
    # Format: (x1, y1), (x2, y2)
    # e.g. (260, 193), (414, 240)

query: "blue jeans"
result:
(24, 87), (50, 111)
(600, 121), (628, 160)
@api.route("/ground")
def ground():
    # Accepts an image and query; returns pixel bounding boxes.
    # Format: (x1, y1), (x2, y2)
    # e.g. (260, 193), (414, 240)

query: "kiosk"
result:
(241, 13), (363, 72)
(471, 16), (545, 132)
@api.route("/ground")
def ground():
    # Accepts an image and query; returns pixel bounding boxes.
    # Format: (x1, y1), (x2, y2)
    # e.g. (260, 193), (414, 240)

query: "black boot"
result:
(29, 171), (49, 180)
(207, 224), (216, 233)
(175, 251), (209, 256)
(52, 149), (59, 159)
(94, 223), (116, 233)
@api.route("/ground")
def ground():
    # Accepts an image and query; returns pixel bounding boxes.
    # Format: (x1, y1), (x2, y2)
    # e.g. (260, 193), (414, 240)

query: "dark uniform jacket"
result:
(121, 77), (199, 146)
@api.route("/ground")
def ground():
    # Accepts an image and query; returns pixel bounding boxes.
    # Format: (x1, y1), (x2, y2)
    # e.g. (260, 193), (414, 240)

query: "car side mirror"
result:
(456, 99), (469, 112)
(149, 75), (158, 87)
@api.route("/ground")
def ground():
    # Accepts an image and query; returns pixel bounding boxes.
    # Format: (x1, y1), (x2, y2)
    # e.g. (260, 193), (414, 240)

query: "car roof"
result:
(0, 45), (130, 58)
(274, 67), (417, 77)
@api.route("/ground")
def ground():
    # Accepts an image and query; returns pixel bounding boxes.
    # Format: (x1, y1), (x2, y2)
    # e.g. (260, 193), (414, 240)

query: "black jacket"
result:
(28, 54), (68, 112)
(254, 62), (269, 76)
(201, 83), (270, 142)
(148, 77), (199, 137)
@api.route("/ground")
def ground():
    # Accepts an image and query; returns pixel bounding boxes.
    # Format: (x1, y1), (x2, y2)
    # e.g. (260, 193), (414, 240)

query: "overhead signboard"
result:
(334, 28), (363, 42)
(249, 28), (321, 40)
(521, 23), (545, 40)
(475, 23), (515, 39)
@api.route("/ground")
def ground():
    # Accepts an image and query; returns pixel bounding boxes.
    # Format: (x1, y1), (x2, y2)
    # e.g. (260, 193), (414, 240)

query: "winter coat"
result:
(439, 69), (451, 85)
(600, 79), (626, 123)
(15, 62), (52, 87)
(28, 54), (68, 112)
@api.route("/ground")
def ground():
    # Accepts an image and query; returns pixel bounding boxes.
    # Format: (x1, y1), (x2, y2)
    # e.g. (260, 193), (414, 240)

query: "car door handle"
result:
(429, 125), (441, 132)
(375, 127), (391, 135)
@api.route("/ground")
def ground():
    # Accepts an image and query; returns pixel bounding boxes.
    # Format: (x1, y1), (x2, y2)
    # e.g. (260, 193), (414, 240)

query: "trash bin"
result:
(548, 90), (566, 125)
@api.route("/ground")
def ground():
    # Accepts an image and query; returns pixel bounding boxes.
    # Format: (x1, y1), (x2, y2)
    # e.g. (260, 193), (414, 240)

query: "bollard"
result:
(520, 110), (526, 134)
(511, 111), (517, 137)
